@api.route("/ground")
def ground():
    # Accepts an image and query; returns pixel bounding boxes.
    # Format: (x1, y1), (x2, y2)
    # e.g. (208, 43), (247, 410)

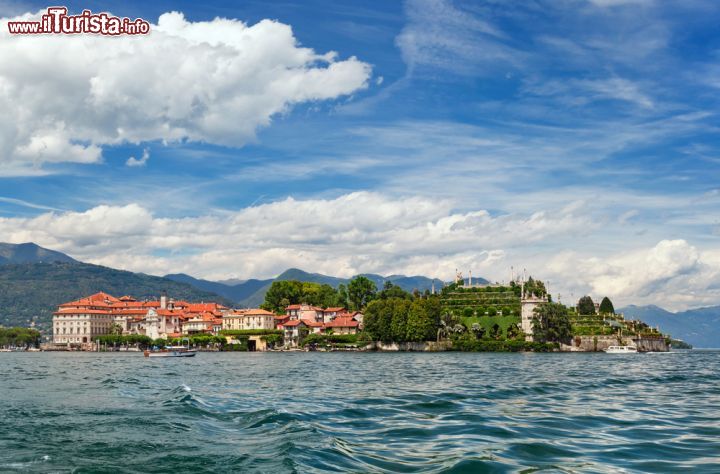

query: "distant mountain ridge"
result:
(0, 242), (235, 332)
(619, 304), (720, 348)
(165, 268), (453, 308)
(0, 242), (77, 265)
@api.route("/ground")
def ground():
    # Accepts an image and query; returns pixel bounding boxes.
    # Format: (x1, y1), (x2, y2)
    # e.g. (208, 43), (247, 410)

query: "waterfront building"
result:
(52, 292), (117, 344)
(52, 291), (227, 345)
(222, 308), (276, 331)
(324, 316), (359, 335)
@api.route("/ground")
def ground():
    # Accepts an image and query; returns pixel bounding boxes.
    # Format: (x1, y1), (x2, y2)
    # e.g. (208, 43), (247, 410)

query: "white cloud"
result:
(1, 192), (716, 309)
(396, 0), (519, 75)
(126, 149), (150, 167)
(0, 10), (371, 175)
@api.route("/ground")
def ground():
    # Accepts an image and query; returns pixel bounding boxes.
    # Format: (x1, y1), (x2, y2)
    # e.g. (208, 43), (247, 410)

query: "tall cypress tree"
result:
(577, 295), (596, 315)
(599, 296), (615, 314)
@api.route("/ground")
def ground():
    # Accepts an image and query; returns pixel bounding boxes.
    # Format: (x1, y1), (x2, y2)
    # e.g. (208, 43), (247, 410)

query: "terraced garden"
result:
(569, 312), (663, 337)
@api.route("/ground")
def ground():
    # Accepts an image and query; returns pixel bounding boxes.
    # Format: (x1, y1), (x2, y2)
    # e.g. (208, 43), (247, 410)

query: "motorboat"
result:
(144, 345), (197, 357)
(144, 339), (196, 358)
(605, 345), (638, 354)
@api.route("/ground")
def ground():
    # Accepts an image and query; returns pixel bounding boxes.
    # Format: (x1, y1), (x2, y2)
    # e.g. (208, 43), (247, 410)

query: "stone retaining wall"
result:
(560, 335), (668, 352)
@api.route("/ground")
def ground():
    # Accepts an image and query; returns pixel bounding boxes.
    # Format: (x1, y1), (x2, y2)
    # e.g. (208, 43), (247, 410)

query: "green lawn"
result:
(461, 315), (520, 338)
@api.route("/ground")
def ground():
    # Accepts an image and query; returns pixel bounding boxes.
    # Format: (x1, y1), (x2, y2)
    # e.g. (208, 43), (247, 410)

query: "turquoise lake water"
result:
(1, 351), (719, 473)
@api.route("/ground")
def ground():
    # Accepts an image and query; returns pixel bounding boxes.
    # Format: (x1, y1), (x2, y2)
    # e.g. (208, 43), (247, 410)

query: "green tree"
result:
(337, 284), (349, 308)
(470, 323), (486, 339)
(390, 298), (411, 342)
(599, 296), (615, 314)
(506, 323), (521, 340)
(108, 323), (124, 335)
(532, 303), (572, 343)
(406, 298), (440, 342)
(577, 296), (596, 315)
(489, 323), (501, 340)
(378, 281), (412, 300)
(363, 298), (394, 342)
(347, 276), (377, 310)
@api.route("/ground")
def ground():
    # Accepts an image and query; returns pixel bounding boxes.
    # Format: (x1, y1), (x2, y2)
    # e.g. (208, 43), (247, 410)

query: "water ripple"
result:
(1, 351), (719, 472)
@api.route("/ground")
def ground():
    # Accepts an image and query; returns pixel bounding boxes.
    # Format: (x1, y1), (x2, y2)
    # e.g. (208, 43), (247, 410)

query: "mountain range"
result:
(3, 242), (718, 347)
(0, 242), (77, 265)
(619, 304), (720, 348)
(0, 242), (450, 331)
(165, 268), (453, 308)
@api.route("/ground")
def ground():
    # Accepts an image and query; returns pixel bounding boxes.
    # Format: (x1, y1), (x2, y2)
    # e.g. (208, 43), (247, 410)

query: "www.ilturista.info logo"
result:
(8, 7), (150, 35)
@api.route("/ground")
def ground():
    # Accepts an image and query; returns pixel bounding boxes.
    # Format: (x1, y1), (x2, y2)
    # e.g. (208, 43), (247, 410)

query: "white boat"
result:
(0, 348), (12, 352)
(144, 339), (196, 358)
(605, 345), (638, 354)
(144, 346), (197, 357)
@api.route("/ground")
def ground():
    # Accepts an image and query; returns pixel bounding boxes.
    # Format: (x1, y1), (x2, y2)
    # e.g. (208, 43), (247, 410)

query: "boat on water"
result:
(605, 345), (638, 354)
(0, 348), (12, 352)
(144, 345), (197, 358)
(144, 338), (196, 358)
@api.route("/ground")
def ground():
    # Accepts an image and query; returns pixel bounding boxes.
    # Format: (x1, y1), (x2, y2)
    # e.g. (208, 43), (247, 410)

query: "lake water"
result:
(1, 351), (719, 473)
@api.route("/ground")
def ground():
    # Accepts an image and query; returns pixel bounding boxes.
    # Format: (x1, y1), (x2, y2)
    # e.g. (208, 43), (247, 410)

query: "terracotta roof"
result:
(286, 304), (302, 310)
(324, 307), (346, 312)
(283, 319), (306, 327)
(325, 317), (359, 328)
(243, 308), (275, 316)
(303, 319), (324, 327)
(53, 309), (111, 315)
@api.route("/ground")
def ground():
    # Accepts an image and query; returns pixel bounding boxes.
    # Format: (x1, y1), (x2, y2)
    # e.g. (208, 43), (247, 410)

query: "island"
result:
(2, 274), (669, 353)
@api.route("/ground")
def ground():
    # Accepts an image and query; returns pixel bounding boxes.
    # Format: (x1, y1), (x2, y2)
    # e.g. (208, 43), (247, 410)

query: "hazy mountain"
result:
(216, 278), (246, 286)
(164, 273), (272, 303)
(0, 262), (233, 332)
(177, 267), (452, 308)
(0, 242), (77, 265)
(620, 304), (720, 348)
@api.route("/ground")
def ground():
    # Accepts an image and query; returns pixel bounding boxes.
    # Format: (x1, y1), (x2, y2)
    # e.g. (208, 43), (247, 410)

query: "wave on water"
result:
(1, 351), (720, 473)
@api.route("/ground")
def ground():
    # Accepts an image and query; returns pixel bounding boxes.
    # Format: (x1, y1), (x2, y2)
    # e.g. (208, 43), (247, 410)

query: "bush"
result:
(451, 334), (556, 352)
(220, 329), (282, 336)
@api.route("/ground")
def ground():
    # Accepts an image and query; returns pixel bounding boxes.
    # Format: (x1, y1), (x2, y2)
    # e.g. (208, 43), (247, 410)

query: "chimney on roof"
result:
(160, 291), (167, 310)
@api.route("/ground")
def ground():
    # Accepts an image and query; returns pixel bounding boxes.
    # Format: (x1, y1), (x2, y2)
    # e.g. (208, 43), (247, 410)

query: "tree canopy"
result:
(377, 281), (413, 300)
(599, 296), (615, 314)
(0, 327), (41, 348)
(347, 276), (377, 310)
(363, 297), (440, 343)
(261, 280), (343, 313)
(577, 296), (596, 315)
(532, 303), (572, 343)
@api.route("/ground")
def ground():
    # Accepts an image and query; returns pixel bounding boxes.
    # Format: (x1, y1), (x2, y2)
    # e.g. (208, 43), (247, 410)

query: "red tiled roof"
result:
(286, 304), (302, 310)
(283, 319), (306, 327)
(303, 319), (324, 327)
(243, 308), (275, 316)
(325, 317), (359, 328)
(324, 307), (346, 312)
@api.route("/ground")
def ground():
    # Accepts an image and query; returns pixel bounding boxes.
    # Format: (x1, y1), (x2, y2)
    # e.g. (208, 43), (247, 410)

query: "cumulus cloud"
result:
(126, 149), (150, 167)
(0, 192), (593, 278)
(3, 191), (717, 309)
(0, 10), (371, 174)
(0, 188), (715, 310)
(545, 240), (720, 310)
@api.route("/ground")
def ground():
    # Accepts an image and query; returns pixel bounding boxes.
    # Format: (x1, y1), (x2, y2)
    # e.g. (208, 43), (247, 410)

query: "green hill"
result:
(0, 242), (78, 264)
(219, 268), (448, 307)
(0, 263), (233, 333)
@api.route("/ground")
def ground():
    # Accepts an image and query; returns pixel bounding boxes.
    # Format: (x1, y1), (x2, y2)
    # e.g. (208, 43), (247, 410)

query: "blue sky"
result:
(0, 0), (719, 309)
